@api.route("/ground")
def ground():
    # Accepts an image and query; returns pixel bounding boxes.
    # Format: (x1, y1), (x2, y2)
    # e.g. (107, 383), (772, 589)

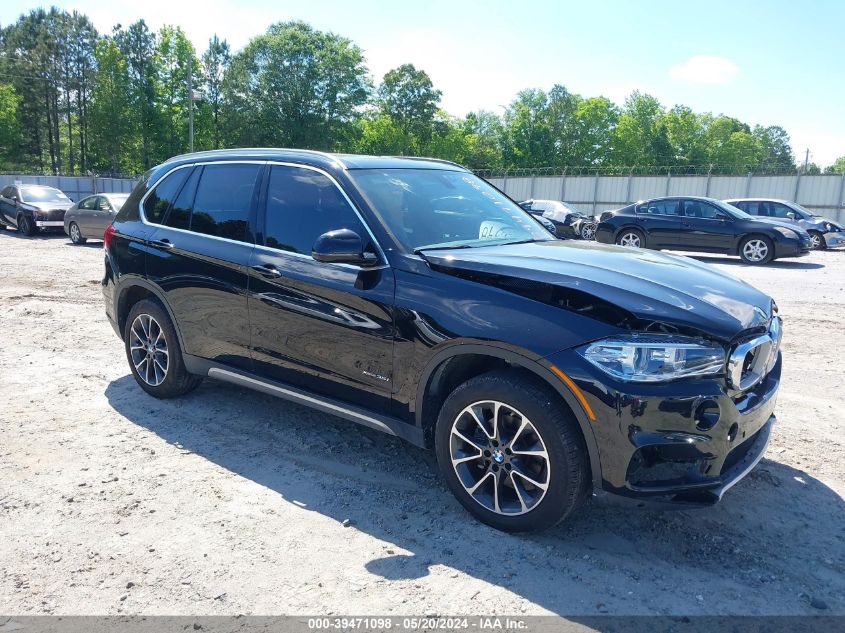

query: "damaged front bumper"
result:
(546, 348), (781, 506)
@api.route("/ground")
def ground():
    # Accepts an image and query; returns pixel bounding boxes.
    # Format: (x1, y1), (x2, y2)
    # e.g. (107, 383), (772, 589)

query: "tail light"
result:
(103, 223), (116, 250)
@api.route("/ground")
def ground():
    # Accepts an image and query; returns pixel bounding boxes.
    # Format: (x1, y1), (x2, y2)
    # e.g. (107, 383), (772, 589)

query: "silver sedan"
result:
(64, 193), (129, 244)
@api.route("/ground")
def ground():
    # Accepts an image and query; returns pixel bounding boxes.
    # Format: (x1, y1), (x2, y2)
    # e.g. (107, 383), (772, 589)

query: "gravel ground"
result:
(1, 228), (843, 617)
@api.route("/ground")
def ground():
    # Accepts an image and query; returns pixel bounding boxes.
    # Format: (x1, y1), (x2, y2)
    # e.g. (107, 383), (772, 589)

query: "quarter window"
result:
(144, 169), (190, 224)
(263, 165), (368, 255)
(164, 167), (200, 231)
(189, 164), (260, 241)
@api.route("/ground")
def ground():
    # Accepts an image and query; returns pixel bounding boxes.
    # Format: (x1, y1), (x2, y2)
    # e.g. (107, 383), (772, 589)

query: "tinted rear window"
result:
(189, 164), (260, 241)
(144, 169), (190, 223)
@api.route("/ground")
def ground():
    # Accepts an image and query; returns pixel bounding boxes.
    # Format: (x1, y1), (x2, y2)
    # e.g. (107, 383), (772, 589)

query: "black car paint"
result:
(0, 185), (73, 232)
(595, 196), (811, 260)
(103, 150), (780, 504)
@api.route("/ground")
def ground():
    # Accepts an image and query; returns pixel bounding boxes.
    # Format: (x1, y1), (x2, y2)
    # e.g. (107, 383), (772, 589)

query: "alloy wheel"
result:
(742, 239), (769, 262)
(449, 400), (550, 516)
(810, 233), (821, 249)
(70, 223), (81, 243)
(129, 313), (169, 386)
(580, 223), (596, 240)
(618, 232), (641, 248)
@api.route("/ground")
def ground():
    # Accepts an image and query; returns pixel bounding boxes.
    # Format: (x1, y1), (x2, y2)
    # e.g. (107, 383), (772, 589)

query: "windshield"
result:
(718, 200), (755, 220)
(349, 169), (553, 251)
(789, 202), (815, 217)
(106, 194), (129, 211)
(20, 187), (70, 204)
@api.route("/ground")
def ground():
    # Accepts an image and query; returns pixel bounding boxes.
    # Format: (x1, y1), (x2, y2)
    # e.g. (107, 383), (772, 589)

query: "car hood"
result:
(422, 240), (773, 342)
(748, 217), (807, 233)
(30, 201), (73, 211)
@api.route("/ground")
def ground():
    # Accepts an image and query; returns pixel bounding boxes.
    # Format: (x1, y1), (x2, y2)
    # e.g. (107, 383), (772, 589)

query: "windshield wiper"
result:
(413, 244), (474, 254)
(494, 238), (543, 246)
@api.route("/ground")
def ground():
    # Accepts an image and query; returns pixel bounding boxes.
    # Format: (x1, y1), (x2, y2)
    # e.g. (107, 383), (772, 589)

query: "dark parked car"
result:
(0, 184), (74, 235)
(595, 196), (811, 264)
(519, 199), (597, 240)
(104, 150), (782, 532)
(64, 193), (130, 244)
(725, 198), (844, 250)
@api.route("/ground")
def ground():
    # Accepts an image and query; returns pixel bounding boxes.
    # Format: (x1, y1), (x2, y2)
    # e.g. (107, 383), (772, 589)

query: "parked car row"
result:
(514, 194), (842, 265)
(0, 184), (129, 242)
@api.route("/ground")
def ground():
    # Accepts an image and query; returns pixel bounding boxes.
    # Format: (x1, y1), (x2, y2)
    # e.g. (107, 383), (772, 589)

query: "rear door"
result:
(77, 196), (100, 234)
(680, 200), (736, 251)
(144, 161), (263, 371)
(248, 163), (395, 412)
(0, 186), (19, 226)
(635, 199), (684, 248)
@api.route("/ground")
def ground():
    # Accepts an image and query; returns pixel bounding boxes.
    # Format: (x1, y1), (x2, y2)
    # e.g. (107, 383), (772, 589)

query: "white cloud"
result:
(668, 55), (739, 85)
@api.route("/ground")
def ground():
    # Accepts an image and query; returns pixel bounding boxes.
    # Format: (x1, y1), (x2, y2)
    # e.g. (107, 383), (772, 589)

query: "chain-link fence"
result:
(474, 164), (842, 178)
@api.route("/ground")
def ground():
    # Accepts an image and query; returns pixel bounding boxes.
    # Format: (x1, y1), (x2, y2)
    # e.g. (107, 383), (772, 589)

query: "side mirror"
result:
(786, 211), (796, 220)
(312, 229), (378, 266)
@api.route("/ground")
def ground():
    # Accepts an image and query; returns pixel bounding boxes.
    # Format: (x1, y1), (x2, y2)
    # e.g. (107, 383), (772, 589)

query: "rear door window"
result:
(189, 164), (261, 242)
(164, 167), (200, 231)
(81, 196), (99, 210)
(144, 169), (190, 224)
(638, 200), (680, 216)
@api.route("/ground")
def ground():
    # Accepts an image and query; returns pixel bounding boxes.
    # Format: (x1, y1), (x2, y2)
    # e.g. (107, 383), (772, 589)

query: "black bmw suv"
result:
(104, 150), (782, 532)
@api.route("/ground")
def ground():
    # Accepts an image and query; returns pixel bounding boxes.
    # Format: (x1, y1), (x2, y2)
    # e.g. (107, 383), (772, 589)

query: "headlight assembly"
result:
(579, 334), (726, 382)
(773, 226), (797, 238)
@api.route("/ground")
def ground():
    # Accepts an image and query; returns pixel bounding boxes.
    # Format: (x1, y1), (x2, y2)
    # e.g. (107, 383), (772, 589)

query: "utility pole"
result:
(803, 148), (809, 173)
(188, 55), (194, 153)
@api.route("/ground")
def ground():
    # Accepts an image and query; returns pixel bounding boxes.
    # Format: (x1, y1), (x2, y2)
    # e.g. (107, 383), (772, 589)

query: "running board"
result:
(206, 367), (425, 447)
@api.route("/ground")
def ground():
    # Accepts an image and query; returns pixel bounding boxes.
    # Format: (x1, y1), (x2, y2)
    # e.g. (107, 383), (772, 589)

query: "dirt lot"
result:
(1, 228), (843, 617)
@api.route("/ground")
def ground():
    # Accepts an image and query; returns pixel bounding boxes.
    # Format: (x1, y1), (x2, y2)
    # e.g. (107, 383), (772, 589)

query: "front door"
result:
(77, 196), (100, 234)
(248, 163), (395, 412)
(680, 200), (735, 251)
(144, 162), (262, 371)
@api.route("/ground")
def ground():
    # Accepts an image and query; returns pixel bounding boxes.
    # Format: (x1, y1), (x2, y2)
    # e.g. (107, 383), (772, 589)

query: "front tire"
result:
(739, 235), (774, 264)
(808, 231), (826, 250)
(18, 215), (35, 237)
(434, 370), (590, 532)
(69, 222), (87, 244)
(616, 228), (645, 249)
(124, 299), (202, 398)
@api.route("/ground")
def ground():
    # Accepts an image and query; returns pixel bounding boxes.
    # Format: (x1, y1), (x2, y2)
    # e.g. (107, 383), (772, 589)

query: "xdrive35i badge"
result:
(362, 370), (390, 382)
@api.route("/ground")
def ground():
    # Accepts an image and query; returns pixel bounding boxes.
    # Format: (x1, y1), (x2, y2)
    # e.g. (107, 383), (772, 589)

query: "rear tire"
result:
(434, 369), (590, 532)
(615, 228), (645, 249)
(739, 235), (774, 264)
(69, 222), (87, 245)
(18, 215), (35, 237)
(124, 299), (202, 398)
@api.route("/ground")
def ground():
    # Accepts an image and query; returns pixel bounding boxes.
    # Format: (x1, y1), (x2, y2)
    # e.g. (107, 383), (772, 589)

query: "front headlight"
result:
(823, 222), (833, 232)
(578, 334), (726, 382)
(773, 226), (797, 238)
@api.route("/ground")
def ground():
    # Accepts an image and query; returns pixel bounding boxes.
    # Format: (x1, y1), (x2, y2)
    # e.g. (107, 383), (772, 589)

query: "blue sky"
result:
(3, 0), (843, 165)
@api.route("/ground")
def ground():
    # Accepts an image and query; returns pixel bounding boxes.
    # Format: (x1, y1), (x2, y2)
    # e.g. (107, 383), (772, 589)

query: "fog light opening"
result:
(694, 399), (721, 431)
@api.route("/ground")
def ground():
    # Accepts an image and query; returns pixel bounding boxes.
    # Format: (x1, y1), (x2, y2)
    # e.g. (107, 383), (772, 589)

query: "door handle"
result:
(150, 239), (174, 250)
(251, 264), (282, 278)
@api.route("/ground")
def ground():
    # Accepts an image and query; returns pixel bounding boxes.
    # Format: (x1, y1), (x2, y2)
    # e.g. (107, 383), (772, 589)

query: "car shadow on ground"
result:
(104, 375), (845, 615)
(686, 254), (825, 270)
(0, 227), (67, 240)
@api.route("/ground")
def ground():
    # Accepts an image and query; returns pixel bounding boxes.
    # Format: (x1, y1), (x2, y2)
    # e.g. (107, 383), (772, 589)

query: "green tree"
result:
(222, 21), (370, 149)
(753, 125), (794, 171)
(114, 20), (161, 168)
(377, 63), (441, 152)
(88, 39), (133, 174)
(502, 88), (554, 168)
(611, 91), (672, 167)
(156, 25), (196, 159)
(824, 156), (845, 174)
(356, 113), (410, 155)
(201, 34), (230, 149)
(460, 110), (504, 169)
(570, 96), (618, 166)
(0, 83), (22, 168)
(663, 105), (708, 166)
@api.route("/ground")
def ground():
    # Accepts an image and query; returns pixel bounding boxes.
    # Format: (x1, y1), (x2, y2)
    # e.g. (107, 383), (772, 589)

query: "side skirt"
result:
(185, 356), (425, 447)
